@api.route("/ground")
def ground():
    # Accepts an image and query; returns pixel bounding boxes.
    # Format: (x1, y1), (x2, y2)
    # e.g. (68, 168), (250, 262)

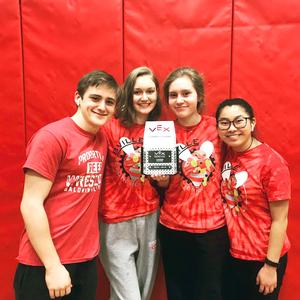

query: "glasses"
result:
(217, 116), (251, 130)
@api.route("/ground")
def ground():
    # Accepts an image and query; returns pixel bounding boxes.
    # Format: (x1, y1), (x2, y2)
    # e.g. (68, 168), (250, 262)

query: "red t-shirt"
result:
(221, 143), (291, 261)
(18, 117), (107, 266)
(160, 115), (225, 233)
(100, 117), (159, 223)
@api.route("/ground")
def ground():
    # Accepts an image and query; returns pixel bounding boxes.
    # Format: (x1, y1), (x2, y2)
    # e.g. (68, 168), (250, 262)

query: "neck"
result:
(178, 113), (201, 127)
(134, 114), (147, 125)
(234, 136), (257, 153)
(71, 112), (98, 135)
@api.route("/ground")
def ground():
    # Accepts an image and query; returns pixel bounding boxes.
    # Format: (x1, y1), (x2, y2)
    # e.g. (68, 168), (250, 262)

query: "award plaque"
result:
(141, 121), (177, 175)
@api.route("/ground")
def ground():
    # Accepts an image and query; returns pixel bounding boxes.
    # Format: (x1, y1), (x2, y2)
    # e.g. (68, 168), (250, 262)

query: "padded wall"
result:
(0, 1), (25, 299)
(123, 0), (233, 119)
(231, 2), (300, 298)
(1, 1), (299, 299)
(21, 0), (123, 140)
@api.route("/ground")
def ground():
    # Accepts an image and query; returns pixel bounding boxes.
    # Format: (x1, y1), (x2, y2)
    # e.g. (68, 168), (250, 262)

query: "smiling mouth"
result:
(93, 111), (107, 116)
(138, 101), (151, 105)
(225, 134), (241, 138)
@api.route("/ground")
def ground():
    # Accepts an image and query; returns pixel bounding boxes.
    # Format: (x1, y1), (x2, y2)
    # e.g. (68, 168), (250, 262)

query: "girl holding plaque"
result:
(99, 66), (162, 300)
(158, 67), (229, 300)
(216, 98), (290, 300)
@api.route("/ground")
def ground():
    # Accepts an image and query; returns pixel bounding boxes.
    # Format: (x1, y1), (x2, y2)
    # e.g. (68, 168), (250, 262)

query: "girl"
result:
(99, 66), (162, 300)
(158, 67), (229, 300)
(216, 98), (290, 300)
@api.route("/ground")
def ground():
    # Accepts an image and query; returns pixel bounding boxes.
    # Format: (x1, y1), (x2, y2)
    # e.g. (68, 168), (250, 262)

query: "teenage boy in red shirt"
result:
(14, 70), (119, 300)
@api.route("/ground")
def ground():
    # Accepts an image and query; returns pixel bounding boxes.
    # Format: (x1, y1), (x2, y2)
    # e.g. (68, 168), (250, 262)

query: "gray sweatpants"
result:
(99, 210), (159, 300)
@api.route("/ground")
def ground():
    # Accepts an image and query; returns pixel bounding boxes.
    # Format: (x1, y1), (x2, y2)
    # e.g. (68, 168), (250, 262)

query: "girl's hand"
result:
(256, 264), (277, 295)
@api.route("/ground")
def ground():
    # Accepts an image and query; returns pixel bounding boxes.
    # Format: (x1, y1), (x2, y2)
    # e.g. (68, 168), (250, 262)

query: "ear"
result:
(251, 118), (256, 132)
(74, 91), (81, 106)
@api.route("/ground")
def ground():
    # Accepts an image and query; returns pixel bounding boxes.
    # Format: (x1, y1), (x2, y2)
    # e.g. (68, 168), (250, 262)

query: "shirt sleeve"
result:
(23, 129), (64, 181)
(262, 152), (291, 201)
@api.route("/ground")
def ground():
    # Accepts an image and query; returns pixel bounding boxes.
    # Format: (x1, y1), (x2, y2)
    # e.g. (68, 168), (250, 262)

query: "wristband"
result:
(265, 257), (279, 268)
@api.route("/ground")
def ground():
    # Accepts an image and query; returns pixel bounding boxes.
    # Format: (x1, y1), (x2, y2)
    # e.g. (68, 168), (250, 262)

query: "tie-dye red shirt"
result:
(160, 115), (225, 233)
(100, 117), (159, 223)
(221, 143), (291, 261)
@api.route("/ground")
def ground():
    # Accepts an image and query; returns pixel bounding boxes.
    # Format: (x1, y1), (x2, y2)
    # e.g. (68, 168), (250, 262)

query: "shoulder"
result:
(102, 117), (122, 134)
(27, 118), (73, 153)
(201, 115), (216, 126)
(259, 144), (288, 167)
(41, 117), (71, 133)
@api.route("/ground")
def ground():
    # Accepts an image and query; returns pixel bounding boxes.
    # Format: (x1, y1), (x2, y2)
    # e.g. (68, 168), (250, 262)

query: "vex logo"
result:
(148, 124), (170, 132)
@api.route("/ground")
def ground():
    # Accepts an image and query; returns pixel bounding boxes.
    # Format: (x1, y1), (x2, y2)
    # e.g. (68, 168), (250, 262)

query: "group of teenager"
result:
(14, 66), (291, 300)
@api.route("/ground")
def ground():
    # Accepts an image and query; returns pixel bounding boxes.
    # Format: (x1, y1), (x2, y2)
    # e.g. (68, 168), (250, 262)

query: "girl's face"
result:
(168, 76), (200, 125)
(132, 75), (157, 124)
(217, 105), (255, 152)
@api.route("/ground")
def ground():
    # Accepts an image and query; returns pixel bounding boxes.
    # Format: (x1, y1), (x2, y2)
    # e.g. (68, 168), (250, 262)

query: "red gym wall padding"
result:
(21, 0), (123, 139)
(123, 0), (233, 118)
(0, 1), (25, 299)
(1, 1), (300, 299)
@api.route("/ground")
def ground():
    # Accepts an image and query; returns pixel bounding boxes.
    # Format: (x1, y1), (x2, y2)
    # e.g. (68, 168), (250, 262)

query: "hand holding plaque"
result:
(141, 121), (177, 175)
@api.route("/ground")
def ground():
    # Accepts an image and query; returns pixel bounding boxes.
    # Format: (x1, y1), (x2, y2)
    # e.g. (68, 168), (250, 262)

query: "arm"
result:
(256, 199), (289, 295)
(20, 169), (72, 299)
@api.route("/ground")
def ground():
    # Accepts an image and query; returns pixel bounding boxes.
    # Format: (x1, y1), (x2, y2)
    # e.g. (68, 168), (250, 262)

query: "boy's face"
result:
(75, 84), (116, 133)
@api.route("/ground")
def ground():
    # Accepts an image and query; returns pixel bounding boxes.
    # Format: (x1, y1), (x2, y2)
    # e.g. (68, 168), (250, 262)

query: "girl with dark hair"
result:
(158, 67), (229, 300)
(216, 98), (291, 300)
(99, 66), (162, 300)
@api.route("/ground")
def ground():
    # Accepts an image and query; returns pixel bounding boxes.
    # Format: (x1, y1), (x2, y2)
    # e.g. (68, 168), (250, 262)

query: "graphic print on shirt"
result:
(221, 161), (248, 212)
(119, 137), (145, 183)
(64, 150), (105, 193)
(177, 141), (215, 189)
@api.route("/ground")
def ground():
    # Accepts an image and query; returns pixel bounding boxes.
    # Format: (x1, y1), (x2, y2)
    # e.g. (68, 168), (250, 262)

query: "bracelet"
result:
(265, 257), (279, 268)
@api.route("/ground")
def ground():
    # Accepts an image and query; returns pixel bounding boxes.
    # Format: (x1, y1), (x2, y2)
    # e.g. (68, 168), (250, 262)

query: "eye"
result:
(182, 91), (191, 97)
(134, 90), (142, 96)
(235, 117), (244, 124)
(106, 99), (115, 106)
(219, 120), (229, 126)
(169, 92), (177, 99)
(90, 96), (99, 102)
(146, 88), (156, 95)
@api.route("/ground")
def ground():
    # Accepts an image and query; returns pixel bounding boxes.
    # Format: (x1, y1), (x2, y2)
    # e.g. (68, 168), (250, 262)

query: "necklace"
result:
(242, 136), (254, 152)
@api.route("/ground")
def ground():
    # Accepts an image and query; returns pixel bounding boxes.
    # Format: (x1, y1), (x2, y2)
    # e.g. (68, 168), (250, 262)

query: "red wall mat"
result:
(231, 2), (300, 299)
(21, 0), (123, 140)
(123, 0), (233, 119)
(0, 1), (25, 299)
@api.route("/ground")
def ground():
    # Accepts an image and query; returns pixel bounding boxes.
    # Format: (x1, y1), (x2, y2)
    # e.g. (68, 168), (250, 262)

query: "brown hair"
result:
(116, 66), (161, 127)
(163, 67), (205, 113)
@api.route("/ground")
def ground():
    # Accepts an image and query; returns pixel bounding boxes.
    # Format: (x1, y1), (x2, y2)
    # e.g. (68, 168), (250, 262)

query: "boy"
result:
(14, 70), (119, 300)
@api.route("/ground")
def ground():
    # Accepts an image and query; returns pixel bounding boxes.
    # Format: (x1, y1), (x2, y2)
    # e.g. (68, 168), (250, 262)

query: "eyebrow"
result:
(90, 94), (115, 100)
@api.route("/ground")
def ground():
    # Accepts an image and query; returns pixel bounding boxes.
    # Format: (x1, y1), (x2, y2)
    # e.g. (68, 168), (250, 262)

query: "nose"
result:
(176, 95), (184, 104)
(97, 99), (106, 111)
(228, 122), (236, 131)
(141, 91), (148, 100)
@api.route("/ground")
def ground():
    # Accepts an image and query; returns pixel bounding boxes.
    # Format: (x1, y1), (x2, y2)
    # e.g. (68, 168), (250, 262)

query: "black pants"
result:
(226, 254), (288, 300)
(159, 224), (230, 300)
(14, 257), (98, 300)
